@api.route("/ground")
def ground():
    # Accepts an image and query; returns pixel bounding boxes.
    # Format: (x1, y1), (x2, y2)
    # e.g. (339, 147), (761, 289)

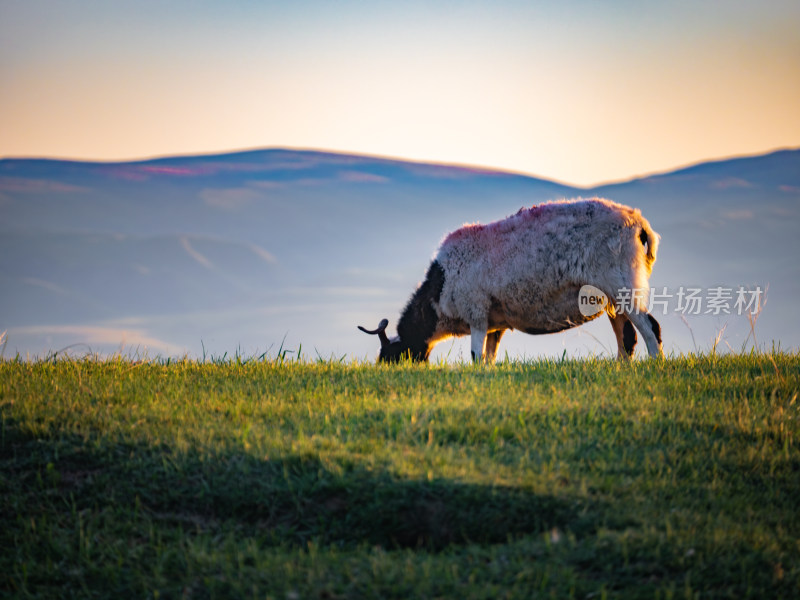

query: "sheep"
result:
(358, 198), (663, 363)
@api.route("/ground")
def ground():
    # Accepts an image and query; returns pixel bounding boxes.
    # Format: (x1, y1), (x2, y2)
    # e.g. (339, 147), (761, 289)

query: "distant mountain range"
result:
(1, 147), (798, 360)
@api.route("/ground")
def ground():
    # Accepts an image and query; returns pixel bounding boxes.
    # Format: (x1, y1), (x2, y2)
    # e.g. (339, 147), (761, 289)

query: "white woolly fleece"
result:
(433, 198), (660, 335)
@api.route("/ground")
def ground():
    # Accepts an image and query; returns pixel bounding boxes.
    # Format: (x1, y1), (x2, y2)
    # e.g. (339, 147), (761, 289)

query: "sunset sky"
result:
(2, 0), (798, 186)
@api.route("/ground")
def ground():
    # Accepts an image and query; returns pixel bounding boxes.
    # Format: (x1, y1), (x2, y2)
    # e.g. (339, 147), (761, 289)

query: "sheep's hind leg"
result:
(625, 310), (663, 358)
(608, 313), (636, 359)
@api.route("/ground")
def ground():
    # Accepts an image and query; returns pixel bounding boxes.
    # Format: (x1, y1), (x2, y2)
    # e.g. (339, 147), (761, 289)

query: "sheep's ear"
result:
(358, 319), (390, 348)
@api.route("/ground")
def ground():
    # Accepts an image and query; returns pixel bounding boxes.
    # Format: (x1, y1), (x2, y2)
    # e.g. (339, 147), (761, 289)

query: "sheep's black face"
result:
(359, 319), (405, 363)
(378, 339), (408, 363)
(358, 319), (425, 363)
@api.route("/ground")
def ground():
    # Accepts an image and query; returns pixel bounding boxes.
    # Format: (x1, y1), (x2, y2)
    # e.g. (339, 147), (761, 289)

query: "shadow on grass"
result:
(3, 414), (797, 598)
(2, 425), (596, 551)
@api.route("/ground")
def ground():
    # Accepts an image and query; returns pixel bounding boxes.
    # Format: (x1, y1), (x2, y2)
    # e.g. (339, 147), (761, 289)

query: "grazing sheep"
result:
(359, 198), (662, 362)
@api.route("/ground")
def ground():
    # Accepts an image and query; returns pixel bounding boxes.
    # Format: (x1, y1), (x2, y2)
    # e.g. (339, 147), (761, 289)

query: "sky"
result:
(1, 0), (798, 186)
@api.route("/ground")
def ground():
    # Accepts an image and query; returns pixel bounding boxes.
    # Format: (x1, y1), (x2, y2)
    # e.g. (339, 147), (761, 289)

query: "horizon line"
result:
(1, 144), (798, 190)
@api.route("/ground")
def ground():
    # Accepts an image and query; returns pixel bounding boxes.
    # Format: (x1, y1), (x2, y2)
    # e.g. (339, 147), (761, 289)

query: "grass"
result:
(1, 353), (798, 599)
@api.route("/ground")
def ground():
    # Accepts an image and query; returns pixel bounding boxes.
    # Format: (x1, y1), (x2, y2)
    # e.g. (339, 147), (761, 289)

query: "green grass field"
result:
(1, 353), (798, 599)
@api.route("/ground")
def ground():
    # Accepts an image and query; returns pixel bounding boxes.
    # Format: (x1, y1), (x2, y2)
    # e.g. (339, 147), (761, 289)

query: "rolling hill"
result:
(1, 148), (798, 360)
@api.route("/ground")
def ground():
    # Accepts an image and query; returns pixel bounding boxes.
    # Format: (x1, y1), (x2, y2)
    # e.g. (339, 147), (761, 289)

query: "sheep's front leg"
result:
(484, 330), (505, 363)
(470, 328), (487, 363)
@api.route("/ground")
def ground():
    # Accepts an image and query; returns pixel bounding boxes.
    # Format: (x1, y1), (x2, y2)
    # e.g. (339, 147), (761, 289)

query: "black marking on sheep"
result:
(647, 313), (662, 346)
(623, 319), (637, 356)
(379, 261), (445, 362)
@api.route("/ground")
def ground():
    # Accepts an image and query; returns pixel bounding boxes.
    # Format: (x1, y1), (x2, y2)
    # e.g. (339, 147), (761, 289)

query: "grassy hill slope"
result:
(1, 354), (798, 598)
